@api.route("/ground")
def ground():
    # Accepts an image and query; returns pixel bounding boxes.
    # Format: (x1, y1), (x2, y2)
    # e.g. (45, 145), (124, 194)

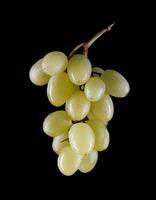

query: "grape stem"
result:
(69, 22), (115, 58)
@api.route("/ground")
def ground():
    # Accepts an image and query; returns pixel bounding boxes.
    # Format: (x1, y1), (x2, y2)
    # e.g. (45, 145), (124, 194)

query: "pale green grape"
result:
(42, 51), (68, 76)
(29, 59), (50, 86)
(87, 110), (95, 120)
(57, 145), (83, 176)
(43, 111), (72, 137)
(84, 77), (105, 101)
(67, 54), (91, 85)
(101, 69), (130, 97)
(86, 119), (110, 151)
(92, 67), (105, 76)
(90, 94), (114, 123)
(52, 133), (69, 154)
(65, 91), (90, 121)
(79, 150), (98, 173)
(69, 123), (95, 155)
(47, 72), (78, 107)
(87, 110), (108, 126)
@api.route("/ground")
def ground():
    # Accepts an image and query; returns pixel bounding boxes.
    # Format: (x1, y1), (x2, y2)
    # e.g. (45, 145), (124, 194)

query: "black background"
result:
(2, 1), (147, 195)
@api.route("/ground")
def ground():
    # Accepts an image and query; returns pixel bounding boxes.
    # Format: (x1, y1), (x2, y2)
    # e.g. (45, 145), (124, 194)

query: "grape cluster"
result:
(29, 51), (130, 176)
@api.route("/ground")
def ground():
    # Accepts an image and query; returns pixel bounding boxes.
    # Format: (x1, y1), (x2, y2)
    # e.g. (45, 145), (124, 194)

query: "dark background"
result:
(2, 1), (148, 195)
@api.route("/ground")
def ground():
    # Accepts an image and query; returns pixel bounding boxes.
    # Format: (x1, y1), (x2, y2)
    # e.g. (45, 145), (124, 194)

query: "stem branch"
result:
(69, 42), (85, 58)
(69, 22), (115, 57)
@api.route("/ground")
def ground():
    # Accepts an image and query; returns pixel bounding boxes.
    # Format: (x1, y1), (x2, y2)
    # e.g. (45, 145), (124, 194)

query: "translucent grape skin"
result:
(29, 59), (50, 86)
(84, 77), (105, 101)
(67, 54), (92, 85)
(89, 94), (114, 123)
(52, 133), (69, 155)
(42, 51), (68, 76)
(87, 110), (108, 126)
(79, 150), (98, 173)
(86, 119), (110, 151)
(92, 67), (105, 76)
(43, 111), (72, 137)
(69, 122), (95, 155)
(101, 69), (130, 97)
(65, 90), (90, 121)
(57, 145), (83, 176)
(47, 72), (78, 107)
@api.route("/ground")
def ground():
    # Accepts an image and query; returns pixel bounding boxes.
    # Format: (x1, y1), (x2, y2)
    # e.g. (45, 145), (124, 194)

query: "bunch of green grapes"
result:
(29, 51), (130, 176)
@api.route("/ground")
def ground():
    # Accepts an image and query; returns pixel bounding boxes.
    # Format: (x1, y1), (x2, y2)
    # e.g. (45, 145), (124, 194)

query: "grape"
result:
(29, 59), (50, 86)
(92, 67), (104, 75)
(87, 111), (108, 125)
(65, 90), (90, 121)
(79, 150), (98, 173)
(42, 51), (68, 76)
(43, 111), (72, 137)
(52, 133), (69, 154)
(47, 72), (78, 107)
(87, 110), (95, 120)
(29, 25), (130, 176)
(67, 54), (92, 85)
(101, 70), (130, 97)
(57, 145), (83, 176)
(90, 94), (114, 123)
(69, 123), (95, 155)
(86, 120), (109, 151)
(84, 77), (105, 101)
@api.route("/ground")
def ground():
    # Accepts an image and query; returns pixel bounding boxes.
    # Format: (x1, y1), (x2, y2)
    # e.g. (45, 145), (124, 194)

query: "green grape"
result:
(52, 133), (69, 154)
(79, 150), (98, 173)
(47, 72), (78, 107)
(86, 119), (110, 151)
(67, 54), (92, 85)
(65, 90), (90, 121)
(87, 110), (94, 119)
(69, 123), (95, 155)
(90, 94), (114, 123)
(101, 69), (130, 97)
(42, 51), (68, 76)
(92, 67), (105, 76)
(87, 110), (108, 126)
(43, 111), (72, 137)
(84, 77), (105, 101)
(57, 145), (83, 176)
(29, 59), (50, 86)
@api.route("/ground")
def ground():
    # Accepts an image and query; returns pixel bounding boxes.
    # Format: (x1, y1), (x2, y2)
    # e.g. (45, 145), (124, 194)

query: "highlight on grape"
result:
(29, 22), (130, 176)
